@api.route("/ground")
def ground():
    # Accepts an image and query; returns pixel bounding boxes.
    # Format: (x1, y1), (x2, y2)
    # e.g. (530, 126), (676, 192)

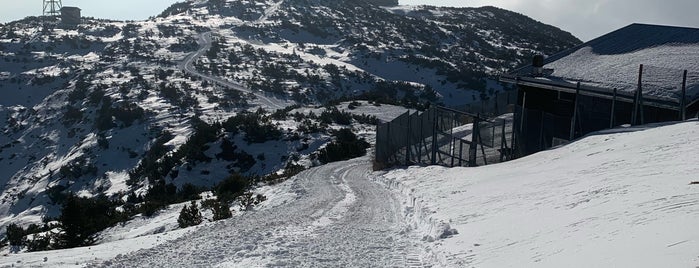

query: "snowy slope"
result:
(380, 121), (699, 267)
(0, 0), (583, 260)
(3, 115), (697, 267)
(2, 157), (431, 267)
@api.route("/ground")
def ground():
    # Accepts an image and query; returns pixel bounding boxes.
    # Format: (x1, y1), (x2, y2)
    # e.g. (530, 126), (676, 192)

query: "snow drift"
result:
(380, 120), (699, 267)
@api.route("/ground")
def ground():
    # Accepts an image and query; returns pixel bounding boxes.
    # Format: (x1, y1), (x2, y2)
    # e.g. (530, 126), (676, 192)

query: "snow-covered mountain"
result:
(0, 0), (579, 251)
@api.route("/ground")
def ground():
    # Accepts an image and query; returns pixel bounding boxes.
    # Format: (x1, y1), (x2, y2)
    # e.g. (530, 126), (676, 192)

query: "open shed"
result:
(500, 23), (699, 155)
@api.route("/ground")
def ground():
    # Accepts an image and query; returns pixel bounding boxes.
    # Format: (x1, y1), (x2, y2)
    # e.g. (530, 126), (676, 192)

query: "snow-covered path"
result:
(98, 157), (427, 267)
(180, 32), (293, 111)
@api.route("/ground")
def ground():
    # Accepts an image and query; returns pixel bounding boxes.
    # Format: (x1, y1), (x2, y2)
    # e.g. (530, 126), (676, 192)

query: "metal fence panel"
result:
(375, 106), (515, 169)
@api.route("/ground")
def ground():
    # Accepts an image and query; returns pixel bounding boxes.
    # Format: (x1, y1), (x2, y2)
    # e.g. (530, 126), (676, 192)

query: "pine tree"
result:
(54, 195), (121, 249)
(177, 201), (203, 228)
(6, 223), (25, 247)
(211, 200), (232, 221)
(238, 192), (267, 211)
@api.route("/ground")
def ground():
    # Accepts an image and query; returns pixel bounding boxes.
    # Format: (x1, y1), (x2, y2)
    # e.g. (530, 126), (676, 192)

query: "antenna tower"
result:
(43, 0), (63, 17)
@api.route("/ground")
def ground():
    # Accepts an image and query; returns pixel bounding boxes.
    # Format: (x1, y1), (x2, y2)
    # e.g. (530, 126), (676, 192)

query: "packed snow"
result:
(1, 3), (695, 268)
(2, 117), (698, 267)
(380, 120), (699, 267)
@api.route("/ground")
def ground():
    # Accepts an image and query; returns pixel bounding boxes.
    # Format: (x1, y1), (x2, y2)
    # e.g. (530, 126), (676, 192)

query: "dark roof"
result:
(503, 24), (699, 105)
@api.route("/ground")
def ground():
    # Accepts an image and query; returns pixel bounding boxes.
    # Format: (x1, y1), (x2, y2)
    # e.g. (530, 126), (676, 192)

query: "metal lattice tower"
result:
(43, 0), (62, 17)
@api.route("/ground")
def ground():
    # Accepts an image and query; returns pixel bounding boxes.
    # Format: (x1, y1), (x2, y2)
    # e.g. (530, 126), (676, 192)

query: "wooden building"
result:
(500, 24), (699, 155)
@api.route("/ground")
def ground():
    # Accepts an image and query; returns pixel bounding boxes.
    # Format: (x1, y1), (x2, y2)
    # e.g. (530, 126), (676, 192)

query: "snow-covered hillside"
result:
(2, 110), (697, 267)
(381, 121), (699, 267)
(0, 0), (580, 245)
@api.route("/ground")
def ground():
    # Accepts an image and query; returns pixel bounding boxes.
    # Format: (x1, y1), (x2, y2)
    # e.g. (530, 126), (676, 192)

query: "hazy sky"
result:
(402, 0), (699, 41)
(1, 0), (698, 41)
(0, 0), (177, 23)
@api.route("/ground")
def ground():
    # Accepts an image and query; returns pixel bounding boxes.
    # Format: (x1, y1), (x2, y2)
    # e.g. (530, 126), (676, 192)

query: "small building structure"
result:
(500, 23), (699, 156)
(60, 6), (81, 26)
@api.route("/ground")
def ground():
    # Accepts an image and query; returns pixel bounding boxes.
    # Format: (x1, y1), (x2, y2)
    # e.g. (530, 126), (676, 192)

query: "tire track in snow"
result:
(98, 157), (427, 267)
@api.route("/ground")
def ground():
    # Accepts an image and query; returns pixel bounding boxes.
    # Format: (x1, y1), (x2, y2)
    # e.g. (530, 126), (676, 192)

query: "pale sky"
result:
(1, 0), (698, 41)
(402, 0), (699, 41)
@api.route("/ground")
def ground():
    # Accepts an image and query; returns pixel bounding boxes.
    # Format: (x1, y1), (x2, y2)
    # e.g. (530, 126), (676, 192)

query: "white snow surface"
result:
(545, 44), (699, 99)
(381, 120), (699, 267)
(3, 118), (699, 267)
(96, 157), (429, 267)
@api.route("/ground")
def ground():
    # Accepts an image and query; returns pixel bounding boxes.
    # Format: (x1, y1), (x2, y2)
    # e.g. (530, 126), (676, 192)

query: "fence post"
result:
(458, 140), (464, 166)
(681, 70), (688, 121)
(431, 107), (438, 165)
(570, 82), (581, 140)
(375, 123), (382, 165)
(500, 119), (507, 162)
(639, 72), (645, 125)
(610, 88), (617, 128)
(539, 112), (546, 150)
(632, 64), (643, 125)
(469, 115), (480, 167)
(511, 106), (518, 159)
(385, 122), (391, 164)
(449, 112), (456, 167)
(520, 92), (527, 134)
(418, 112), (423, 163)
(405, 111), (411, 165)
(494, 93), (499, 116)
(479, 123), (488, 165)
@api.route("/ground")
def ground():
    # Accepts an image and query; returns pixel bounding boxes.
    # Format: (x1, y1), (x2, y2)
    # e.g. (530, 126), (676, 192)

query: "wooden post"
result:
(514, 91), (527, 159)
(469, 115), (480, 167)
(519, 92), (527, 134)
(418, 114), (424, 163)
(511, 104), (518, 159)
(494, 93), (499, 115)
(417, 112), (423, 163)
(385, 123), (391, 164)
(639, 86), (645, 125)
(632, 64), (644, 125)
(458, 140), (464, 166)
(681, 70), (688, 121)
(570, 82), (581, 140)
(500, 119), (507, 162)
(431, 107), (438, 165)
(405, 111), (411, 165)
(610, 88), (617, 128)
(539, 112), (545, 150)
(480, 132), (488, 165)
(450, 112), (456, 167)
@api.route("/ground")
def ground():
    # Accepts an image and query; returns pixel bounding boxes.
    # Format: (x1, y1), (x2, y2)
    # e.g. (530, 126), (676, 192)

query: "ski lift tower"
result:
(43, 0), (62, 17)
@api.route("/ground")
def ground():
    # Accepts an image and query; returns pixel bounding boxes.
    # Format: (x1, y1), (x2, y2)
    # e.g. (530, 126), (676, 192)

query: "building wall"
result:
(61, 7), (81, 25)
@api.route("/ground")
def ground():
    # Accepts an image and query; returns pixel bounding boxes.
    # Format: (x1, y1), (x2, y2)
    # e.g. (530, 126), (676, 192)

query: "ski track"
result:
(96, 157), (427, 267)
